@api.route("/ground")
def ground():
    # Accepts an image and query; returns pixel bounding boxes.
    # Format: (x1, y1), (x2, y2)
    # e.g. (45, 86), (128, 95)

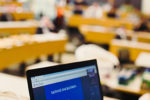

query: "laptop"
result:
(26, 59), (103, 100)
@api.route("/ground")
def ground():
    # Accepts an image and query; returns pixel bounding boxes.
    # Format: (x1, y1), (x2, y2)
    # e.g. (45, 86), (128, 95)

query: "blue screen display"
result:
(31, 65), (102, 100)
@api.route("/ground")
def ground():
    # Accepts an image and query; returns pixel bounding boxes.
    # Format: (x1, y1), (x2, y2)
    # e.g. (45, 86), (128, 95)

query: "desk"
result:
(11, 12), (34, 21)
(0, 1), (22, 6)
(0, 73), (119, 100)
(67, 15), (134, 30)
(79, 25), (116, 44)
(80, 25), (150, 44)
(102, 69), (150, 95)
(0, 20), (38, 36)
(110, 39), (150, 61)
(0, 12), (34, 21)
(0, 34), (67, 70)
(128, 32), (150, 43)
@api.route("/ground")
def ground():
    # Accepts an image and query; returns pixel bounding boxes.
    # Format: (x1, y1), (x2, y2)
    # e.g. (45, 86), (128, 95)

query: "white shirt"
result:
(83, 5), (103, 19)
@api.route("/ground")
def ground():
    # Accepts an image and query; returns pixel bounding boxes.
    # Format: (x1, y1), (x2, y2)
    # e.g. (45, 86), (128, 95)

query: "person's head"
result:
(75, 5), (83, 10)
(125, 0), (130, 5)
(92, 2), (99, 8)
(140, 17), (148, 25)
(39, 13), (43, 19)
(108, 0), (114, 5)
(75, 0), (83, 3)
(110, 6), (116, 13)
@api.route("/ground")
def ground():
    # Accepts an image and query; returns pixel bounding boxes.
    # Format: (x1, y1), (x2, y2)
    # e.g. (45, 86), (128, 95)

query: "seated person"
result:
(74, 0), (87, 6)
(134, 18), (150, 32)
(118, 0), (134, 13)
(0, 13), (14, 21)
(73, 5), (83, 14)
(53, 7), (65, 32)
(115, 26), (127, 40)
(107, 6), (117, 18)
(83, 2), (103, 18)
(126, 8), (140, 25)
(73, 0), (86, 15)
(102, 0), (114, 12)
(36, 13), (55, 34)
(139, 93), (150, 100)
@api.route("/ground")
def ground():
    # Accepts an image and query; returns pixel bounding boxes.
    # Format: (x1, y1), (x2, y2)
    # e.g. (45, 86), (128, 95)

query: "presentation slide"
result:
(32, 67), (101, 100)
(44, 78), (84, 100)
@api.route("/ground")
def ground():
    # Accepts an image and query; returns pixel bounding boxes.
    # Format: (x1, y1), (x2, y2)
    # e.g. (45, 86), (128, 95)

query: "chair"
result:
(118, 49), (130, 64)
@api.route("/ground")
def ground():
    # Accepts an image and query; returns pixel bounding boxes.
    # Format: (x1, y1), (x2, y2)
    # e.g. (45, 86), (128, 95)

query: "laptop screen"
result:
(31, 65), (102, 100)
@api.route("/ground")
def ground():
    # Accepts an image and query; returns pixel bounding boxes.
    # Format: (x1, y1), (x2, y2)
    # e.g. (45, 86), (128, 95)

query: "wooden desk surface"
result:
(79, 25), (116, 44)
(0, 20), (38, 35)
(0, 73), (119, 100)
(12, 12), (34, 21)
(0, 1), (22, 6)
(67, 15), (134, 30)
(110, 39), (150, 61)
(0, 34), (67, 70)
(0, 12), (34, 21)
(127, 31), (150, 43)
(80, 25), (150, 44)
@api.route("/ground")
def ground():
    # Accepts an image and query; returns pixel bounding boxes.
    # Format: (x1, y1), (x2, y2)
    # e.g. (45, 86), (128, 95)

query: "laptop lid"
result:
(26, 59), (103, 100)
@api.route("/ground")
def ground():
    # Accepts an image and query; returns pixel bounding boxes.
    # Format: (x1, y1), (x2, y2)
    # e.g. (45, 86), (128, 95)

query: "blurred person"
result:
(83, 2), (103, 18)
(36, 13), (55, 34)
(0, 4), (14, 21)
(0, 13), (14, 21)
(134, 17), (150, 32)
(107, 6), (117, 18)
(31, 0), (57, 20)
(118, 0), (134, 13)
(74, 0), (87, 6)
(139, 93), (150, 100)
(73, 0), (86, 15)
(53, 4), (65, 32)
(126, 8), (140, 25)
(66, 0), (70, 4)
(73, 4), (83, 14)
(57, 0), (67, 7)
(102, 0), (114, 12)
(115, 26), (127, 40)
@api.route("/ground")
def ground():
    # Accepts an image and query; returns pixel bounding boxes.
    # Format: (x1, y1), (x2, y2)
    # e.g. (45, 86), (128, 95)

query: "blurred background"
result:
(0, 0), (150, 100)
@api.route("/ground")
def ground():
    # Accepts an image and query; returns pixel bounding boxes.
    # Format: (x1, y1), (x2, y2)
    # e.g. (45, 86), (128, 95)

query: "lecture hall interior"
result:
(0, 0), (150, 100)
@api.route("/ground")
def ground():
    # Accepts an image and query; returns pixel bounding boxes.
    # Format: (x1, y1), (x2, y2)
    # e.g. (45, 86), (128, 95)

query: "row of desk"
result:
(67, 15), (134, 30)
(110, 39), (150, 61)
(0, 20), (38, 36)
(79, 25), (150, 61)
(68, 14), (150, 95)
(0, 1), (22, 6)
(0, 11), (34, 21)
(0, 0), (33, 21)
(80, 25), (150, 44)
(0, 34), (67, 70)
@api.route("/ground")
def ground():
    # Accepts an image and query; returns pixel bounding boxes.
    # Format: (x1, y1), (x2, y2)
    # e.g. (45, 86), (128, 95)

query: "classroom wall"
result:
(142, 0), (150, 15)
